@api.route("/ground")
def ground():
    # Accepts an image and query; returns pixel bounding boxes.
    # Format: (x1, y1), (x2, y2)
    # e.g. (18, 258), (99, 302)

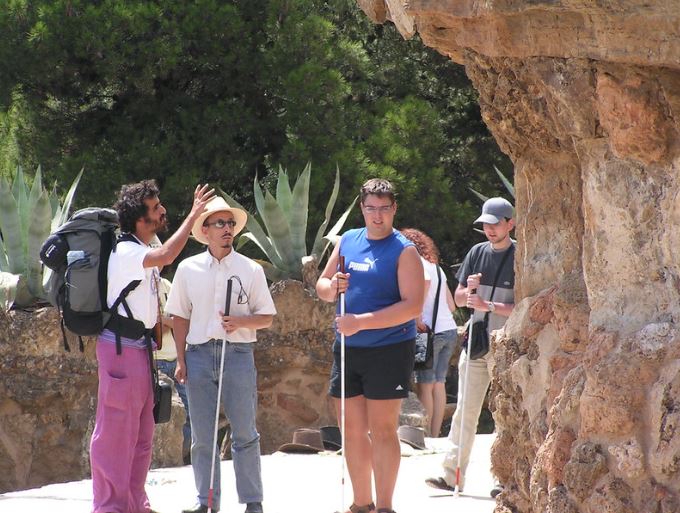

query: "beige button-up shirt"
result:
(165, 249), (276, 344)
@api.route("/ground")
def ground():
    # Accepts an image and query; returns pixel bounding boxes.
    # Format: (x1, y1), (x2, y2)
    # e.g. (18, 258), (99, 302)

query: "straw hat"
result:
(191, 196), (248, 245)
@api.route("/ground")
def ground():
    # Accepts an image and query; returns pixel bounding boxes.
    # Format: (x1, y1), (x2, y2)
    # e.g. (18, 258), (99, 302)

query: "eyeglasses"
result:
(362, 203), (394, 214)
(204, 219), (237, 229)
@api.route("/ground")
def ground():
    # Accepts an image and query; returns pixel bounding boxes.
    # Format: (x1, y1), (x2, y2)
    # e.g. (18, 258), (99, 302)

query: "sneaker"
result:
(425, 476), (458, 492)
(490, 483), (504, 498)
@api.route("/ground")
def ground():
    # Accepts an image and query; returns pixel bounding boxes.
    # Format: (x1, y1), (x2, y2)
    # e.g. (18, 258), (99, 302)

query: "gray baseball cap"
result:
(475, 197), (514, 224)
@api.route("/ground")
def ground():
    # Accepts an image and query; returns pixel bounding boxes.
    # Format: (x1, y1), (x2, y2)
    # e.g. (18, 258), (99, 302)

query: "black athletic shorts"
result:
(329, 339), (415, 400)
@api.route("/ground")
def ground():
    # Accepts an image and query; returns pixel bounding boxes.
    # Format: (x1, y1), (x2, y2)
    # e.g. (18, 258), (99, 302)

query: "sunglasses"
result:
(204, 219), (237, 229)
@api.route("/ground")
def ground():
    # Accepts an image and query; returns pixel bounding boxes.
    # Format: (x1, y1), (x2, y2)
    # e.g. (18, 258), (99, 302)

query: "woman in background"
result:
(401, 228), (457, 437)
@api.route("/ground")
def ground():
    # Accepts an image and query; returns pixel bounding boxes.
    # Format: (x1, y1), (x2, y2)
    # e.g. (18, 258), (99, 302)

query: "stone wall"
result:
(0, 279), (338, 492)
(357, 2), (680, 512)
(0, 307), (184, 493)
(255, 279), (337, 454)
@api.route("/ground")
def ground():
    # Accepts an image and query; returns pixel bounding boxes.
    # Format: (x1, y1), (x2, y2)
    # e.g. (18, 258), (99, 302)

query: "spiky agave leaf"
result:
(287, 162), (310, 259)
(26, 189), (52, 300)
(53, 168), (83, 231)
(253, 175), (266, 224)
(468, 187), (488, 203)
(0, 176), (24, 274)
(48, 181), (60, 218)
(311, 165), (340, 258)
(218, 188), (286, 269)
(494, 165), (515, 198)
(314, 195), (358, 260)
(12, 166), (29, 255)
(261, 189), (297, 274)
(254, 259), (289, 283)
(275, 165), (293, 219)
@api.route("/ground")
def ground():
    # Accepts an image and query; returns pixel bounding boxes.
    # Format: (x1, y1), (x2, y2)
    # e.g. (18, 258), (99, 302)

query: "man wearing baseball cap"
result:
(426, 197), (515, 498)
(166, 196), (276, 513)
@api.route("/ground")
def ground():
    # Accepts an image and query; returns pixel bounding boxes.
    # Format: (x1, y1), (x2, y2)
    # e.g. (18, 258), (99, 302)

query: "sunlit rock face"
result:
(0, 308), (183, 493)
(357, 2), (680, 511)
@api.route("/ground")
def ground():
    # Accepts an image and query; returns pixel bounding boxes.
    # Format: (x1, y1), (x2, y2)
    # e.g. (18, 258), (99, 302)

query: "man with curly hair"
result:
(90, 179), (213, 513)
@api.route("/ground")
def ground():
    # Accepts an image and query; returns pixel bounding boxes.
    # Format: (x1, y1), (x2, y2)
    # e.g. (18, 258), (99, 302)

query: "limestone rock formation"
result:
(0, 279), (337, 492)
(357, 1), (680, 512)
(255, 279), (338, 453)
(0, 308), (183, 493)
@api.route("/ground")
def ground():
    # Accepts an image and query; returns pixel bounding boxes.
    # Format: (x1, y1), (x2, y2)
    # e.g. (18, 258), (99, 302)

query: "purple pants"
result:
(90, 340), (155, 513)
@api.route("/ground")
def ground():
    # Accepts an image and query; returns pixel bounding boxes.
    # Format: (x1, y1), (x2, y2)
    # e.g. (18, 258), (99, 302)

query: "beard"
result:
(145, 214), (169, 234)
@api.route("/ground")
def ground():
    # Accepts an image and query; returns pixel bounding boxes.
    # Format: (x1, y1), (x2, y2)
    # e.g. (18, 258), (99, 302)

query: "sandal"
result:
(335, 503), (376, 513)
(377, 509), (396, 513)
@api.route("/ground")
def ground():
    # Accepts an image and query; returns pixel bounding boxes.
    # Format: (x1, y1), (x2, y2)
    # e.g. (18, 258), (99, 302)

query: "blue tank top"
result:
(334, 228), (416, 349)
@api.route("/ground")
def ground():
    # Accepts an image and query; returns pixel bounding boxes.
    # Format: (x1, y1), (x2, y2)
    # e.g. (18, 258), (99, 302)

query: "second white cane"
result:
(454, 289), (476, 498)
(208, 278), (233, 513)
(338, 255), (347, 513)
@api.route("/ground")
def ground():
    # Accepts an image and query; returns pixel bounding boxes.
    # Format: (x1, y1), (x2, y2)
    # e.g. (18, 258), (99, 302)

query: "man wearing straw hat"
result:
(166, 196), (276, 513)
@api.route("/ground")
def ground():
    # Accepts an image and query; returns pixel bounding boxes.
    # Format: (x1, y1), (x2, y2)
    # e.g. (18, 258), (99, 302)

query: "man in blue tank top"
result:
(317, 178), (425, 513)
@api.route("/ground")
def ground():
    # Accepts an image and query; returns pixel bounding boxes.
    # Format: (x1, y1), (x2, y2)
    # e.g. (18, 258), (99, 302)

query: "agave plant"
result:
(0, 166), (82, 309)
(469, 164), (515, 203)
(220, 163), (356, 285)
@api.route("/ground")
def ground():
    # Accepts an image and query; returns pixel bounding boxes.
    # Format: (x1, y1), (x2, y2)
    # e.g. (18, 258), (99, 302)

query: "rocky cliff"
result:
(357, 2), (680, 512)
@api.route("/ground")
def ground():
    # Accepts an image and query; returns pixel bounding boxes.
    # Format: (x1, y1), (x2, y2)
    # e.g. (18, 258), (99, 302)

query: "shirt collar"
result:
(202, 248), (236, 268)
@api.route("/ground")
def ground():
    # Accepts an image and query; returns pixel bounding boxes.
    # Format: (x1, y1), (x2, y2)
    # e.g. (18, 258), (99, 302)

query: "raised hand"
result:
(188, 184), (215, 219)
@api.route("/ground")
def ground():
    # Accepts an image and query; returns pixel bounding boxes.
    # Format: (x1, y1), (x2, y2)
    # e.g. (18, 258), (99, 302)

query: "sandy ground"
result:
(0, 434), (497, 513)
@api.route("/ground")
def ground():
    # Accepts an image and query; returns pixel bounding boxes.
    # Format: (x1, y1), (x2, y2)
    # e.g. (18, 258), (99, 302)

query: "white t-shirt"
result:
(421, 259), (457, 334)
(165, 249), (276, 344)
(156, 277), (178, 361)
(107, 237), (158, 329)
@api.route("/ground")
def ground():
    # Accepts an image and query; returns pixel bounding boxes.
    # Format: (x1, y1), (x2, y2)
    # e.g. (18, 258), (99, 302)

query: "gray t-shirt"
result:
(456, 241), (515, 334)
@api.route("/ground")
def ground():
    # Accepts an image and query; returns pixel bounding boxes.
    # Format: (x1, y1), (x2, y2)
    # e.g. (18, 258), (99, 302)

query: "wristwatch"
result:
(487, 301), (496, 312)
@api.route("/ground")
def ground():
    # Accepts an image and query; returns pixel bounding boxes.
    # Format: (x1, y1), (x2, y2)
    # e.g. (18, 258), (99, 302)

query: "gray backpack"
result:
(41, 207), (139, 351)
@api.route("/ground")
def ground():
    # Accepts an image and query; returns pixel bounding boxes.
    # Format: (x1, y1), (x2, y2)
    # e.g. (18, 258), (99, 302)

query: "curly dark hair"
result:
(400, 228), (440, 264)
(114, 179), (160, 233)
(360, 178), (396, 203)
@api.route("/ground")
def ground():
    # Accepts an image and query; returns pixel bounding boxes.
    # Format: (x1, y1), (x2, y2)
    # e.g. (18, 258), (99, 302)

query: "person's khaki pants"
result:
(442, 349), (492, 489)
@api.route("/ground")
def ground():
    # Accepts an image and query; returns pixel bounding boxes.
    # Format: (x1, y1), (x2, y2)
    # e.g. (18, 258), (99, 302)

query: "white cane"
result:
(338, 256), (347, 513)
(208, 278), (233, 513)
(454, 289), (476, 497)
